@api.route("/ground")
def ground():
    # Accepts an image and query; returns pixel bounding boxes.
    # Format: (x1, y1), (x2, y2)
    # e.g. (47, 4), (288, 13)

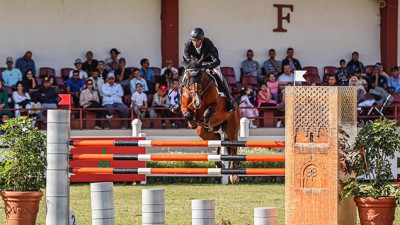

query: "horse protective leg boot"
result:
(220, 77), (236, 112)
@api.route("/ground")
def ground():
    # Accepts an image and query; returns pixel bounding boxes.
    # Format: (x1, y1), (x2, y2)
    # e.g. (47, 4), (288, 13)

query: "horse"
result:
(180, 60), (241, 184)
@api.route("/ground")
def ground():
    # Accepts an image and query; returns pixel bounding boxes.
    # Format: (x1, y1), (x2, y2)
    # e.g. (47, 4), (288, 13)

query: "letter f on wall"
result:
(273, 4), (294, 32)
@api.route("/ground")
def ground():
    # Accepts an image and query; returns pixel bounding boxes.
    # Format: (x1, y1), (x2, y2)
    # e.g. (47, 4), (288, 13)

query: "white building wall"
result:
(179, 0), (381, 80)
(398, 3), (400, 66)
(0, 0), (161, 74)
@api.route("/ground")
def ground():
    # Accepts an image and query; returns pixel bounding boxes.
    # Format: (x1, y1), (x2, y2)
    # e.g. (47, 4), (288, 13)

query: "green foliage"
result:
(0, 117), (47, 191)
(340, 119), (400, 202)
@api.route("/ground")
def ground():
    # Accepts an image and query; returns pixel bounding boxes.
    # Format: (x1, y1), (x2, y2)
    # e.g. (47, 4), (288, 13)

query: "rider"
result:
(170, 27), (237, 113)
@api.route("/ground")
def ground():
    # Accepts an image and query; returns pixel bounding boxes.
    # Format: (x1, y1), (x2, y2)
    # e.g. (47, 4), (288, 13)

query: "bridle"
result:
(184, 69), (213, 99)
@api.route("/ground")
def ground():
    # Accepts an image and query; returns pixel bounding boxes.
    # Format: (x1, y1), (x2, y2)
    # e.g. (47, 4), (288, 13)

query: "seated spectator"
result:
(69, 58), (88, 81)
(281, 47), (302, 72)
(2, 57), (22, 88)
(161, 59), (178, 75)
(354, 69), (369, 88)
(278, 64), (294, 91)
(82, 51), (99, 75)
(167, 79), (180, 129)
(22, 69), (37, 93)
(131, 83), (148, 119)
(88, 69), (104, 96)
(105, 48), (120, 72)
(335, 59), (349, 86)
(239, 87), (258, 128)
(241, 49), (262, 83)
(139, 58), (155, 92)
(257, 83), (277, 107)
(149, 85), (172, 129)
(12, 81), (40, 120)
(131, 69), (149, 94)
(349, 76), (366, 103)
(67, 70), (85, 106)
(0, 80), (12, 118)
(172, 70), (180, 81)
(369, 63), (388, 89)
(263, 49), (282, 76)
(15, 51), (36, 76)
(155, 69), (172, 92)
(266, 72), (280, 101)
(388, 66), (400, 93)
(80, 79), (103, 129)
(377, 63), (390, 79)
(101, 73), (130, 129)
(115, 58), (133, 91)
(327, 75), (338, 86)
(347, 51), (365, 75)
(35, 77), (58, 123)
(97, 60), (108, 80)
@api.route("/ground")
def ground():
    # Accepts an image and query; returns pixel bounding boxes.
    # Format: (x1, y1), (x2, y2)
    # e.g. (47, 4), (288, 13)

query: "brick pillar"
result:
(161, 0), (179, 68)
(380, 0), (398, 72)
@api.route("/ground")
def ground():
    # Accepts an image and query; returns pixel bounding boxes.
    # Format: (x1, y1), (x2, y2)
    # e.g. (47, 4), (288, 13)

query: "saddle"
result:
(206, 70), (225, 96)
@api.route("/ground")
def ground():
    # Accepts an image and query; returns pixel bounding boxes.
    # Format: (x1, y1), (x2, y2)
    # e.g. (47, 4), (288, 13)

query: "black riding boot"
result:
(219, 76), (236, 112)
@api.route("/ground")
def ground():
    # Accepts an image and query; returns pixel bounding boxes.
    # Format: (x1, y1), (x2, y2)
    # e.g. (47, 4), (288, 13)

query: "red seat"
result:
(150, 67), (161, 76)
(61, 68), (74, 81)
(303, 66), (319, 76)
(226, 76), (238, 92)
(242, 76), (258, 85)
(365, 65), (375, 76)
(39, 67), (56, 78)
(304, 74), (322, 85)
(35, 77), (43, 88)
(220, 67), (235, 77)
(323, 66), (337, 83)
(2, 86), (12, 95)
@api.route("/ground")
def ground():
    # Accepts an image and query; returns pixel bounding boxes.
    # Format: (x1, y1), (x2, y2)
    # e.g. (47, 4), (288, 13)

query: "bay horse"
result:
(180, 60), (241, 184)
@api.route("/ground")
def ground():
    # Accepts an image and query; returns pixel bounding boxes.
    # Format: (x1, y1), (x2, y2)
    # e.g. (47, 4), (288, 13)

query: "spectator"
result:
(105, 48), (120, 72)
(115, 58), (133, 90)
(257, 83), (277, 107)
(15, 51), (36, 76)
(239, 87), (258, 128)
(327, 75), (338, 86)
(35, 77), (58, 123)
(67, 70), (85, 106)
(69, 58), (88, 81)
(101, 73), (130, 129)
(278, 64), (294, 91)
(388, 66), (400, 93)
(369, 63), (388, 89)
(131, 83), (148, 119)
(347, 51), (365, 75)
(172, 70), (180, 81)
(80, 79), (103, 129)
(130, 69), (149, 94)
(377, 63), (390, 79)
(12, 81), (40, 119)
(22, 69), (37, 93)
(349, 76), (366, 103)
(82, 51), (99, 74)
(0, 80), (12, 118)
(263, 49), (282, 76)
(281, 47), (302, 72)
(354, 69), (368, 88)
(88, 69), (104, 96)
(139, 58), (155, 92)
(149, 85), (172, 129)
(241, 49), (262, 83)
(266, 72), (279, 101)
(97, 60), (108, 80)
(335, 59), (349, 86)
(155, 69), (172, 92)
(2, 57), (22, 88)
(167, 79), (180, 129)
(160, 59), (178, 75)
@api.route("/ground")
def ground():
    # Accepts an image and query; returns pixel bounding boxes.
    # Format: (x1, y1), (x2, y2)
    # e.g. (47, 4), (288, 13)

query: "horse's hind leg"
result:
(196, 126), (224, 168)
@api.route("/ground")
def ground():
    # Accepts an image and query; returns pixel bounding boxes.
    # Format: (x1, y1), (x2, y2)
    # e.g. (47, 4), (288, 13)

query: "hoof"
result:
(229, 175), (240, 184)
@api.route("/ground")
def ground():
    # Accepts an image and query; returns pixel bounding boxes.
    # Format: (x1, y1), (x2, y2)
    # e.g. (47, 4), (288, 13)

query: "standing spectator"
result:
(88, 69), (104, 96)
(139, 58), (155, 92)
(131, 83), (148, 118)
(266, 72), (279, 101)
(69, 58), (88, 81)
(388, 66), (400, 93)
(241, 49), (262, 83)
(82, 51), (99, 74)
(149, 85), (172, 129)
(257, 83), (277, 107)
(115, 58), (133, 90)
(369, 63), (388, 89)
(347, 51), (365, 75)
(278, 64), (294, 90)
(15, 51), (36, 76)
(263, 49), (282, 76)
(22, 69), (37, 93)
(167, 79), (180, 129)
(155, 69), (172, 92)
(97, 60), (108, 80)
(36, 77), (58, 123)
(80, 79), (103, 129)
(131, 69), (149, 94)
(66, 70), (85, 106)
(160, 59), (178, 75)
(335, 59), (349, 86)
(105, 48), (120, 72)
(281, 47), (302, 72)
(327, 75), (338, 86)
(12, 81), (40, 119)
(239, 87), (258, 128)
(2, 57), (22, 88)
(101, 73), (130, 129)
(0, 80), (12, 118)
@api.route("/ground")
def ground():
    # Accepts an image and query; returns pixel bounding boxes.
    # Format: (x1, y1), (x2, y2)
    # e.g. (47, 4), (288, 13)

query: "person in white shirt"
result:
(160, 59), (179, 75)
(101, 73), (130, 129)
(88, 69), (104, 97)
(69, 58), (88, 81)
(12, 81), (40, 126)
(131, 83), (148, 118)
(278, 64), (294, 91)
(167, 79), (181, 128)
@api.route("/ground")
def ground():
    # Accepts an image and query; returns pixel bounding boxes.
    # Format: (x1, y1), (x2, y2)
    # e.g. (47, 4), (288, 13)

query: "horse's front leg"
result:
(203, 104), (217, 132)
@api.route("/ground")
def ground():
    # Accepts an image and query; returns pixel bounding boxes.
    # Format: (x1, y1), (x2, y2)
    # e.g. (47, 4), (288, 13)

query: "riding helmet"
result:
(189, 28), (205, 41)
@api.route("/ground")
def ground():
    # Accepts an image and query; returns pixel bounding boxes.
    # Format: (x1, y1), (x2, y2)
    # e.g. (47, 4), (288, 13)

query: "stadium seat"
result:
(35, 77), (43, 88)
(61, 68), (74, 81)
(39, 67), (56, 78)
(2, 86), (12, 96)
(226, 76), (238, 92)
(220, 67), (235, 78)
(323, 66), (337, 83)
(303, 66), (319, 76)
(304, 74), (322, 85)
(150, 67), (161, 76)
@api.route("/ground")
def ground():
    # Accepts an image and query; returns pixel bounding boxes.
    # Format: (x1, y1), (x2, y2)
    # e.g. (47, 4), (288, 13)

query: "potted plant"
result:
(0, 117), (46, 225)
(341, 119), (400, 225)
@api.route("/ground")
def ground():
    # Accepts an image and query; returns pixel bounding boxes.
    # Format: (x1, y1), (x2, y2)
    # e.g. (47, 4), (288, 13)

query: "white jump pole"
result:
(254, 207), (278, 225)
(91, 182), (115, 225)
(46, 110), (70, 225)
(142, 188), (165, 225)
(192, 200), (215, 225)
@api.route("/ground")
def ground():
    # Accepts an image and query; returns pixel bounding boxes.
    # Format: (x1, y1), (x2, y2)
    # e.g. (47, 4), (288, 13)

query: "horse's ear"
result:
(182, 57), (189, 68)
